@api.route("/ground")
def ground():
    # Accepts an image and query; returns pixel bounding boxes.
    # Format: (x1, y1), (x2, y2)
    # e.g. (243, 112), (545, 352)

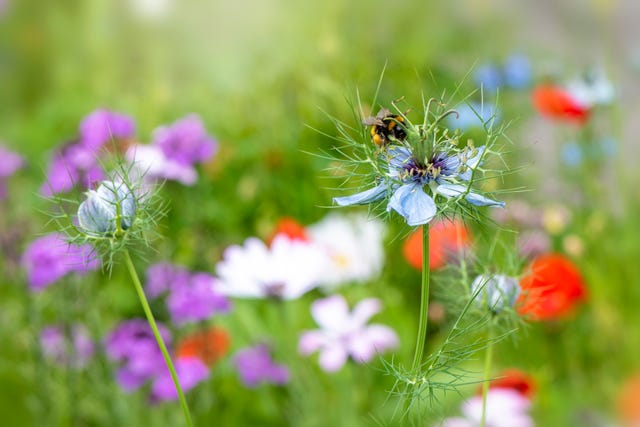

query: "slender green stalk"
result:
(123, 250), (194, 427)
(411, 224), (431, 372)
(480, 323), (494, 427)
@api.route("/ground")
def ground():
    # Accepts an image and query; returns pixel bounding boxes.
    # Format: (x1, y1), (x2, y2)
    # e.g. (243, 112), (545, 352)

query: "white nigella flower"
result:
(215, 235), (329, 300)
(470, 274), (520, 314)
(78, 180), (136, 235)
(307, 213), (385, 288)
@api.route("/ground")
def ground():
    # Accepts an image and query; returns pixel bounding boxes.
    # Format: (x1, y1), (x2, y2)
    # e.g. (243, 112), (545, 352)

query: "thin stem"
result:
(411, 224), (431, 372)
(480, 323), (494, 427)
(123, 250), (194, 427)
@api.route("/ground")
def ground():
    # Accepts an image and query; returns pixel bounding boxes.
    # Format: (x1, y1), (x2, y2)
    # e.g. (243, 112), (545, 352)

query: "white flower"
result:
(307, 213), (385, 288)
(215, 235), (329, 300)
(78, 180), (136, 234)
(440, 389), (534, 427)
(566, 71), (615, 108)
(298, 295), (399, 372)
(471, 274), (520, 314)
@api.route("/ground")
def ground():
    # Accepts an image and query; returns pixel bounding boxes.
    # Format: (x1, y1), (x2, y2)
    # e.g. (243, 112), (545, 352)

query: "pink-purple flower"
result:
(145, 263), (231, 325)
(298, 295), (399, 372)
(234, 344), (290, 388)
(150, 357), (209, 403)
(0, 144), (24, 200)
(40, 324), (95, 368)
(21, 233), (99, 291)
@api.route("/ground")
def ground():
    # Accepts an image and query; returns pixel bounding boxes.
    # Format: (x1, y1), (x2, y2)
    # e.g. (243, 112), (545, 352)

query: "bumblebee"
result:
(362, 108), (407, 146)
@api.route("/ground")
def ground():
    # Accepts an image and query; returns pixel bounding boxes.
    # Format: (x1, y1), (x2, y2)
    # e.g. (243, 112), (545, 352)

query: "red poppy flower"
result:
(618, 373), (640, 426)
(477, 369), (537, 399)
(518, 253), (587, 320)
(403, 219), (471, 270)
(532, 84), (590, 124)
(176, 327), (230, 366)
(266, 217), (309, 246)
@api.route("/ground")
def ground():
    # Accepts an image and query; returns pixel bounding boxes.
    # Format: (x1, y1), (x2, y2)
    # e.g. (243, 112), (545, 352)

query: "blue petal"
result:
(333, 183), (387, 206)
(387, 146), (412, 170)
(436, 183), (505, 207)
(387, 183), (437, 226)
(458, 146), (486, 181)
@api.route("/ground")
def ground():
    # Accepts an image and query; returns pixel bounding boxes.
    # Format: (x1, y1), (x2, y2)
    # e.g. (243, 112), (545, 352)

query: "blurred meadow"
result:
(2, 0), (640, 426)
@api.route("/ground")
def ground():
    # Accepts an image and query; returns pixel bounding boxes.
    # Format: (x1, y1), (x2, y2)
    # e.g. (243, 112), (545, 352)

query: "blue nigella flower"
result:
(333, 146), (504, 226)
(78, 180), (137, 234)
(474, 64), (503, 93)
(503, 53), (532, 89)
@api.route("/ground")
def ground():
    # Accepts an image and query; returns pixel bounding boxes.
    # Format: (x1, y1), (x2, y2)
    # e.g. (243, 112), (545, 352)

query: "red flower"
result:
(532, 84), (590, 124)
(266, 217), (309, 246)
(518, 253), (587, 320)
(403, 219), (471, 270)
(477, 369), (537, 399)
(176, 327), (230, 366)
(618, 373), (640, 426)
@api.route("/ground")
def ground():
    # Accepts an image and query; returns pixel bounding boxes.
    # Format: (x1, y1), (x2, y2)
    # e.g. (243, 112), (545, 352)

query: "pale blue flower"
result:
(78, 180), (136, 234)
(334, 146), (504, 226)
(471, 274), (520, 314)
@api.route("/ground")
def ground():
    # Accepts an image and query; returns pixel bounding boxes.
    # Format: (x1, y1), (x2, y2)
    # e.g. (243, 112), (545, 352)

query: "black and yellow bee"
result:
(362, 108), (407, 146)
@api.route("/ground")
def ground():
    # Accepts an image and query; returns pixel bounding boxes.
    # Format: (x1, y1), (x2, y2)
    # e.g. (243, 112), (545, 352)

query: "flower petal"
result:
(333, 183), (387, 206)
(387, 183), (437, 226)
(436, 183), (505, 207)
(350, 298), (382, 327)
(298, 330), (328, 355)
(310, 295), (350, 331)
(318, 344), (348, 372)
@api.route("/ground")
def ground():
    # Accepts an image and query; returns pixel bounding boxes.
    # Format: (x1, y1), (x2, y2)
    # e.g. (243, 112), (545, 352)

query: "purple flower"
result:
(21, 233), (99, 291)
(234, 344), (290, 388)
(40, 324), (95, 368)
(153, 114), (217, 166)
(145, 263), (231, 324)
(79, 109), (135, 150)
(40, 143), (106, 196)
(105, 319), (172, 392)
(0, 145), (24, 200)
(150, 357), (209, 402)
(298, 295), (399, 372)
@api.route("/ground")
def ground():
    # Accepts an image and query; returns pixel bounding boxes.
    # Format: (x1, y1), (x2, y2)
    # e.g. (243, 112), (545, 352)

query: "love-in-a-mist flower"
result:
(518, 253), (587, 320)
(78, 180), (136, 235)
(307, 213), (385, 288)
(439, 388), (534, 427)
(40, 324), (95, 368)
(333, 102), (505, 226)
(22, 233), (99, 291)
(471, 274), (520, 314)
(215, 235), (329, 300)
(0, 144), (24, 200)
(234, 344), (290, 388)
(298, 295), (399, 372)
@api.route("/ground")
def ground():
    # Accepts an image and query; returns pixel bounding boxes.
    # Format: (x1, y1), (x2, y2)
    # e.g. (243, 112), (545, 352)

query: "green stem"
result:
(123, 250), (194, 427)
(411, 224), (430, 372)
(480, 323), (494, 427)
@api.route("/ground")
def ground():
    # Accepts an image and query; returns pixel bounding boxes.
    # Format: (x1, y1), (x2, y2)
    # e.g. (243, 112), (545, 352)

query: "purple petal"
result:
(318, 344), (348, 372)
(310, 295), (350, 331)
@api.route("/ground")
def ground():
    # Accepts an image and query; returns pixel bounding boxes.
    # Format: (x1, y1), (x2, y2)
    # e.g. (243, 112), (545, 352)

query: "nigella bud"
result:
(471, 274), (520, 314)
(78, 181), (136, 234)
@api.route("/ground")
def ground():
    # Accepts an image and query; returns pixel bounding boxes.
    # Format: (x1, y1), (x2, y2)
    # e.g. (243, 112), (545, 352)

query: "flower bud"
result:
(471, 274), (520, 314)
(78, 181), (136, 234)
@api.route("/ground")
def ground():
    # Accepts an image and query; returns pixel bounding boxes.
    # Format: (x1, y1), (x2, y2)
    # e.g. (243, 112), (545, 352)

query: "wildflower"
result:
(22, 233), (99, 291)
(518, 253), (587, 320)
(0, 145), (24, 200)
(334, 143), (504, 226)
(105, 319), (172, 391)
(565, 70), (614, 108)
(40, 324), (95, 368)
(403, 219), (471, 270)
(447, 102), (501, 132)
(77, 180), (136, 235)
(532, 84), (590, 124)
(150, 357), (209, 403)
(234, 344), (290, 388)
(471, 274), (520, 314)
(215, 235), (328, 300)
(517, 230), (551, 259)
(480, 369), (537, 399)
(307, 213), (385, 288)
(266, 217), (310, 245)
(78, 109), (135, 150)
(618, 373), (640, 426)
(166, 273), (231, 324)
(474, 64), (503, 92)
(176, 327), (230, 366)
(503, 54), (532, 89)
(298, 295), (398, 372)
(440, 388), (534, 427)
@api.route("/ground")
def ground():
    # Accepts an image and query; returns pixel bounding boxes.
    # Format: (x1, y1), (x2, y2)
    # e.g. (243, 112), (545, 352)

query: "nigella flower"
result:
(77, 180), (136, 235)
(298, 295), (399, 372)
(0, 144), (24, 200)
(234, 344), (290, 388)
(471, 274), (520, 314)
(215, 235), (329, 300)
(40, 324), (95, 368)
(447, 102), (500, 131)
(334, 144), (504, 226)
(21, 233), (99, 291)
